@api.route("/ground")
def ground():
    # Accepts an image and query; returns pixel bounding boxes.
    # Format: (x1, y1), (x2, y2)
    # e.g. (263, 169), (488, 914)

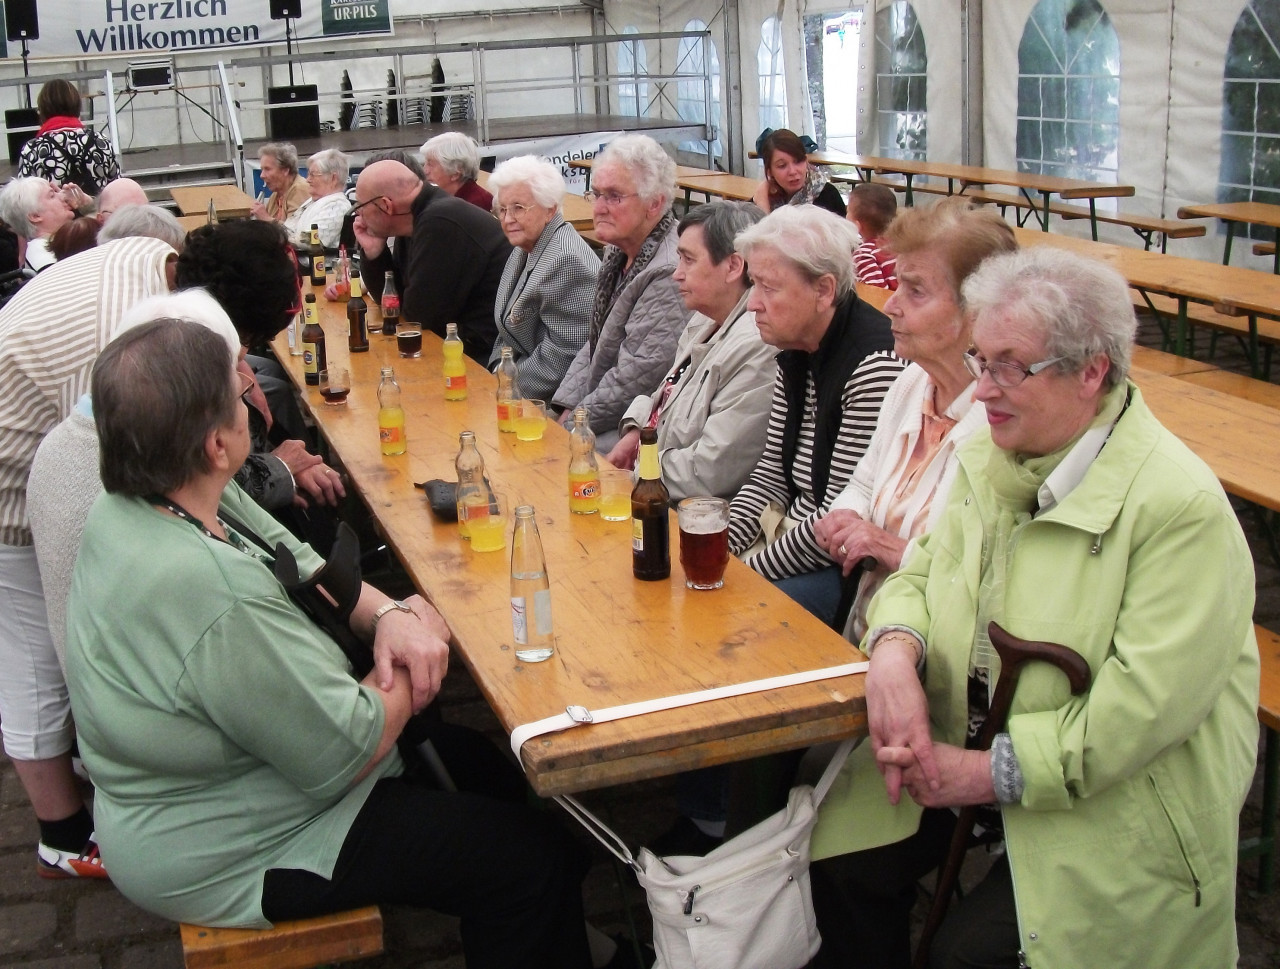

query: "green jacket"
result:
(812, 384), (1259, 969)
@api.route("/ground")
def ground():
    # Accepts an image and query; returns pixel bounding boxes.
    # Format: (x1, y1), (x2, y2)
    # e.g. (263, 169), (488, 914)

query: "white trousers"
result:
(0, 543), (73, 759)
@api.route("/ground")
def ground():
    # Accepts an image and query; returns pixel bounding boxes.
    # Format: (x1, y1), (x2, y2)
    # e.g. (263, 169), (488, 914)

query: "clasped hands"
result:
(866, 640), (995, 809)
(370, 594), (451, 713)
(813, 509), (908, 576)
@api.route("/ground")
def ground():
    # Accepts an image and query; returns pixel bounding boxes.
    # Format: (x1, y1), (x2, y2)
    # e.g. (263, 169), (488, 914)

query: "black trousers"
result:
(809, 808), (1021, 969)
(261, 724), (592, 969)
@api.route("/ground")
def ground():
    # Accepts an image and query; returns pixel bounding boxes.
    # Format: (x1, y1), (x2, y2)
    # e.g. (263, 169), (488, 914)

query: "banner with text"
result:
(12, 0), (392, 60)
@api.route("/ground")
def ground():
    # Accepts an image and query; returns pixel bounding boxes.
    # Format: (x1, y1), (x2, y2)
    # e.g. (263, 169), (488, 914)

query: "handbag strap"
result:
(509, 660), (868, 762)
(553, 735), (858, 867)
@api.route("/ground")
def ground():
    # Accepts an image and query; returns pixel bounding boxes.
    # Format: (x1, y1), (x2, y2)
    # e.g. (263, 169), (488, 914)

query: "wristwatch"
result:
(371, 599), (413, 630)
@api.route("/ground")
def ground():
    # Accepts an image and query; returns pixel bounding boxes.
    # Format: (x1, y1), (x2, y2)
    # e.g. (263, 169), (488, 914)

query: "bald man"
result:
(354, 159), (509, 363)
(95, 178), (149, 225)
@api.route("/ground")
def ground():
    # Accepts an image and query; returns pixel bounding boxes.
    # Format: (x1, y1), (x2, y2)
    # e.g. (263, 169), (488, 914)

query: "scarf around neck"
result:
(783, 164), (831, 207)
(970, 380), (1128, 673)
(588, 209), (676, 354)
(37, 116), (83, 136)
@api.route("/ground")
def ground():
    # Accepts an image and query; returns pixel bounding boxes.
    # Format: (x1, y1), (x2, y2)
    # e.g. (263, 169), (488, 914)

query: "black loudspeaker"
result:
(5, 107), (38, 162)
(266, 85), (320, 140)
(269, 0), (300, 19)
(6, 0), (39, 40)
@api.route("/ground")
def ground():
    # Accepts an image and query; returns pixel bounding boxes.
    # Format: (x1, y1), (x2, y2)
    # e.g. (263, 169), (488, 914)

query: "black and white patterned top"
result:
(18, 128), (120, 195)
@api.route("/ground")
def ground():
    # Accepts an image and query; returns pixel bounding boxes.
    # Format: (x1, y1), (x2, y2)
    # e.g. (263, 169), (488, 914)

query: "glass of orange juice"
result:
(514, 399), (548, 441)
(598, 470), (632, 522)
(461, 491), (508, 552)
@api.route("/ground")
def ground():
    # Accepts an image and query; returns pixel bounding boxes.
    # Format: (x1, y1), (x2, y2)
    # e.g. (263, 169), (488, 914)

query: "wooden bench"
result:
(1243, 626), (1279, 893)
(1175, 369), (1280, 409)
(180, 907), (383, 969)
(1130, 345), (1220, 377)
(961, 187), (1206, 251)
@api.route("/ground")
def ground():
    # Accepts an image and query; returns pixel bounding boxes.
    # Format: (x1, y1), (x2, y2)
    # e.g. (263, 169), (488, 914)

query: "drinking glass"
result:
(461, 491), (509, 553)
(678, 497), (730, 590)
(599, 471), (632, 522)
(514, 399), (548, 441)
(318, 366), (350, 405)
(397, 328), (423, 358)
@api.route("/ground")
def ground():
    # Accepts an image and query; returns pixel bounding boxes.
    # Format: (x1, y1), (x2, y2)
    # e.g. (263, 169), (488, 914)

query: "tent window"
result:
(759, 16), (788, 133)
(677, 21), (723, 158)
(1015, 0), (1119, 183)
(618, 26), (649, 118)
(1219, 1), (1280, 232)
(875, 2), (927, 161)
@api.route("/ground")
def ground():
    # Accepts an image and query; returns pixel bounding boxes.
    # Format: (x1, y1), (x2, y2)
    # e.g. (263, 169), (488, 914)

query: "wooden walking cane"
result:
(911, 621), (1092, 969)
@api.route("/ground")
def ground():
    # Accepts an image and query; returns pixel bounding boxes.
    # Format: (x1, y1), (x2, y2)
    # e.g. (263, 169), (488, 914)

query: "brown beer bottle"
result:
(309, 224), (326, 287)
(631, 427), (670, 580)
(347, 270), (369, 352)
(301, 293), (326, 386)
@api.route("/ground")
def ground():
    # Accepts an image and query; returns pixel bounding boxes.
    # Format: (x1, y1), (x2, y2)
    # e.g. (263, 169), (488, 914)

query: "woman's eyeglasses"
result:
(962, 349), (1065, 388)
(584, 190), (639, 208)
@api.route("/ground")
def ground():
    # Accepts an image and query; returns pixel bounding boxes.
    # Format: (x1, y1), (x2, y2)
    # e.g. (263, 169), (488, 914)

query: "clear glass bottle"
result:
(632, 427), (671, 580)
(377, 366), (406, 456)
(510, 505), (554, 662)
(495, 346), (520, 433)
(454, 430), (486, 539)
(567, 406), (600, 514)
(206, 198), (218, 225)
(335, 244), (351, 300)
(443, 322), (467, 401)
(380, 270), (400, 336)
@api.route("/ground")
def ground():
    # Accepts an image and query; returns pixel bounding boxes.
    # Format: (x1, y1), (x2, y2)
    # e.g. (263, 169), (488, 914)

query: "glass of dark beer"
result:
(397, 328), (422, 358)
(678, 497), (730, 590)
(318, 366), (350, 405)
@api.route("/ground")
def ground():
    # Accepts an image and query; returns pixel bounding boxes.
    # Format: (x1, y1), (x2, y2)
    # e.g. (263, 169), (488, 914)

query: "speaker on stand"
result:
(270, 0), (301, 86)
(5, 0), (40, 108)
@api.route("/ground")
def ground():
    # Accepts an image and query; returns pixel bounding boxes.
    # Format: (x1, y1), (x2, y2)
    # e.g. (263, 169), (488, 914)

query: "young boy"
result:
(847, 183), (898, 290)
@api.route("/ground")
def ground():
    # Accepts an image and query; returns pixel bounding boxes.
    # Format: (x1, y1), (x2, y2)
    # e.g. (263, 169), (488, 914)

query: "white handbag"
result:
(510, 663), (866, 969)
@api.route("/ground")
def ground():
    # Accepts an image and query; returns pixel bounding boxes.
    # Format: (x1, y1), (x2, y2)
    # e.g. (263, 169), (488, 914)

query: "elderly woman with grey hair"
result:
(550, 133), (689, 447)
(421, 131), (493, 211)
(286, 149), (352, 249)
(250, 142), (308, 224)
(0, 176), (75, 272)
(808, 246), (1259, 969)
(486, 155), (599, 401)
(725, 205), (902, 626)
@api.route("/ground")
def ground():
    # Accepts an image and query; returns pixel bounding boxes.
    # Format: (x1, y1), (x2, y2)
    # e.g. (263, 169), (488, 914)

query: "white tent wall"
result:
(980, 0), (1267, 268)
(901, 0), (963, 166)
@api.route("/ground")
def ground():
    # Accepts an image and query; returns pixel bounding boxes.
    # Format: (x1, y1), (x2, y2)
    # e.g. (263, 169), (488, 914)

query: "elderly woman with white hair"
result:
(285, 149), (352, 249)
(808, 247), (1259, 969)
(551, 134), (689, 446)
(725, 205), (902, 626)
(0, 176), (76, 272)
(421, 131), (493, 212)
(487, 154), (599, 401)
(249, 142), (309, 224)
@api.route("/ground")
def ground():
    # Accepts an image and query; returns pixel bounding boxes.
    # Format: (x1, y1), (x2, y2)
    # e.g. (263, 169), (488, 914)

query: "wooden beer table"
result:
(1176, 201), (1280, 274)
(169, 184), (255, 219)
(1012, 227), (1280, 368)
(272, 290), (867, 797)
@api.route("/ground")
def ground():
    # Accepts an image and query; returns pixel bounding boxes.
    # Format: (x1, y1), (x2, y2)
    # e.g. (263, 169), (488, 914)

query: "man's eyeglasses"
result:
(283, 246), (303, 316)
(962, 349), (1065, 389)
(584, 190), (640, 208)
(237, 369), (256, 405)
(351, 195), (387, 218)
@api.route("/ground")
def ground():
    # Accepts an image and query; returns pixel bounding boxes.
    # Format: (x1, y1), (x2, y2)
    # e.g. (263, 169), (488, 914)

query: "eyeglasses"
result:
(962, 349), (1065, 389)
(584, 189), (640, 207)
(496, 202), (535, 219)
(237, 369), (256, 404)
(350, 195), (387, 218)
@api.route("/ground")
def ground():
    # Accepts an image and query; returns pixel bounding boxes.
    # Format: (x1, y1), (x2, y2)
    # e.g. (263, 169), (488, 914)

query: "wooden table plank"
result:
(1176, 200), (1280, 273)
(273, 290), (867, 796)
(169, 184), (255, 218)
(1132, 369), (1280, 512)
(1129, 346), (1220, 377)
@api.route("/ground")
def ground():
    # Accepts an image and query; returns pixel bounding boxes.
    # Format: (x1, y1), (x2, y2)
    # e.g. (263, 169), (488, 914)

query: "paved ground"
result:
(1, 320), (1278, 968)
